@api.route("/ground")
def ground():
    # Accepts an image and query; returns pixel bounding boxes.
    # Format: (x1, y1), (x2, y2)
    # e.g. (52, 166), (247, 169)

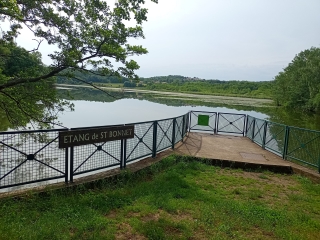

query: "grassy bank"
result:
(95, 82), (273, 100)
(143, 81), (273, 100)
(141, 87), (273, 100)
(1, 156), (320, 239)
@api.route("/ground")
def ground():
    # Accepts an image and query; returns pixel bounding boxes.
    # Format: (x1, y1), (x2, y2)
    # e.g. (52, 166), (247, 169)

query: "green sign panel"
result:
(198, 115), (209, 126)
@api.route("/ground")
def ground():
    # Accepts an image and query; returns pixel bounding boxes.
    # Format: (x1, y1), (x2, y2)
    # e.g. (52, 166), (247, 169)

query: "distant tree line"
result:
(57, 72), (273, 98)
(143, 78), (273, 99)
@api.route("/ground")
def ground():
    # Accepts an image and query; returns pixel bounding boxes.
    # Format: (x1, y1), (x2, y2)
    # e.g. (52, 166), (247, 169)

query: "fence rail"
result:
(0, 129), (68, 189)
(1, 111), (320, 192)
(217, 112), (246, 135)
(245, 115), (320, 172)
(0, 113), (189, 190)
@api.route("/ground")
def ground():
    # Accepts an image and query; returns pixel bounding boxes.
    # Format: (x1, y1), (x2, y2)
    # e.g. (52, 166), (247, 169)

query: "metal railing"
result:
(189, 111), (246, 135)
(246, 115), (320, 172)
(189, 111), (217, 132)
(189, 111), (320, 172)
(0, 113), (189, 190)
(1, 111), (319, 192)
(217, 112), (246, 135)
(0, 129), (68, 189)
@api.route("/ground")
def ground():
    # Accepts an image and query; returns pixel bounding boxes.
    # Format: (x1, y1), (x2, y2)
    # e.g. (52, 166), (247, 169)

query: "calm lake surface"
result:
(58, 99), (269, 128)
(1, 86), (320, 131)
(56, 99), (320, 131)
(55, 86), (320, 130)
(56, 86), (320, 131)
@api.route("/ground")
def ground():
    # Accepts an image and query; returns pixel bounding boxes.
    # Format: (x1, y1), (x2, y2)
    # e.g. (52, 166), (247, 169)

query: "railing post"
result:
(182, 115), (185, 142)
(172, 118), (176, 149)
(251, 118), (256, 142)
(187, 112), (190, 133)
(152, 121), (158, 158)
(244, 115), (249, 137)
(65, 148), (69, 183)
(216, 113), (220, 134)
(182, 115), (185, 137)
(120, 139), (124, 169)
(124, 139), (127, 169)
(189, 112), (191, 132)
(70, 147), (74, 183)
(282, 126), (290, 160)
(262, 121), (268, 149)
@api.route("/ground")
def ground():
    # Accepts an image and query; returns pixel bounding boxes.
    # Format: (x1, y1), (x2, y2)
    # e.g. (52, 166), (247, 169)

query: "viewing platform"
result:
(172, 133), (320, 182)
(175, 133), (292, 170)
(1, 111), (320, 197)
(56, 132), (320, 189)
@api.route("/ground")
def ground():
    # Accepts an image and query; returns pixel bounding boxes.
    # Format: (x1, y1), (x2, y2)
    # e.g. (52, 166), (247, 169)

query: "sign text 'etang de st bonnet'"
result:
(59, 125), (134, 148)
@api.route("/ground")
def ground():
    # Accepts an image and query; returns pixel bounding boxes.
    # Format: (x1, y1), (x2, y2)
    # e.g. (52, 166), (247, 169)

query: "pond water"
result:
(1, 86), (320, 131)
(56, 86), (320, 131)
(58, 99), (269, 128)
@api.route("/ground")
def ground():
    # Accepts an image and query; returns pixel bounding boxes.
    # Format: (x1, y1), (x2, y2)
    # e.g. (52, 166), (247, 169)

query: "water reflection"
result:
(0, 110), (12, 132)
(263, 107), (320, 130)
(56, 85), (320, 130)
(58, 99), (269, 128)
(56, 87), (270, 128)
(1, 87), (320, 131)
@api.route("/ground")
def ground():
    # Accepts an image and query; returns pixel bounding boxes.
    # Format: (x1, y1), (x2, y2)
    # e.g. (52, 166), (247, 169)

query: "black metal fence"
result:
(246, 115), (320, 172)
(217, 112), (246, 135)
(1, 111), (319, 192)
(0, 129), (68, 189)
(189, 111), (320, 172)
(189, 111), (246, 135)
(0, 113), (189, 190)
(189, 111), (217, 132)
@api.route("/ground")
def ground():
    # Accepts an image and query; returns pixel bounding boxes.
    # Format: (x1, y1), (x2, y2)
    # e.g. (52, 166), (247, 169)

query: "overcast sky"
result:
(132, 0), (320, 81)
(14, 0), (320, 81)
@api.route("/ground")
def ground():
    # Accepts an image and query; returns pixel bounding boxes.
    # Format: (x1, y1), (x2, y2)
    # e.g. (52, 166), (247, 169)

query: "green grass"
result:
(1, 155), (320, 239)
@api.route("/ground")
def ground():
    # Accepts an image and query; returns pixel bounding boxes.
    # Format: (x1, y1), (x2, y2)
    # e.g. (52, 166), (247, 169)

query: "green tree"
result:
(0, 44), (71, 128)
(273, 47), (320, 112)
(123, 81), (136, 87)
(0, 0), (157, 128)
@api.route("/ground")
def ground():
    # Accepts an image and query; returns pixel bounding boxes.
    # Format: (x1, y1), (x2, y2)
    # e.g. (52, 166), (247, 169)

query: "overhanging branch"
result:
(62, 75), (123, 100)
(0, 66), (67, 90)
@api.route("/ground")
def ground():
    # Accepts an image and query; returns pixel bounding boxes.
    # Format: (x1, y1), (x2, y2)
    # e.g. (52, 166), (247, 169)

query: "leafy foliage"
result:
(273, 47), (320, 112)
(0, 0), (157, 88)
(0, 0), (157, 128)
(56, 70), (129, 84)
(0, 44), (71, 128)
